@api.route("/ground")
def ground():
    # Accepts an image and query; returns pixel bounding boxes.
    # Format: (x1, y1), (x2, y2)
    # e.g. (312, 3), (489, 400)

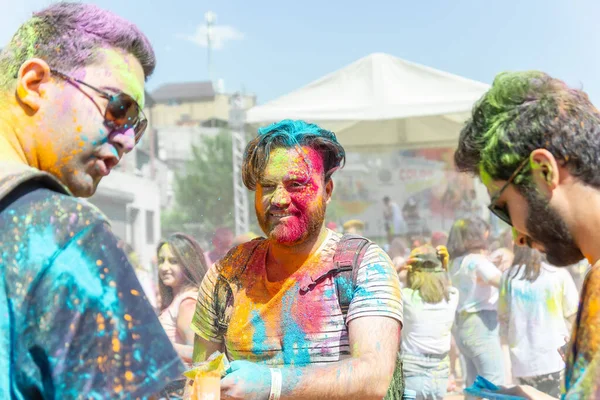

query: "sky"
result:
(2, 0), (600, 105)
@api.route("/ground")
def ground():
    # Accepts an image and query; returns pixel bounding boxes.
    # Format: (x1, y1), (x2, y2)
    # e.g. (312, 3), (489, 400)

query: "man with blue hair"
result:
(191, 120), (404, 399)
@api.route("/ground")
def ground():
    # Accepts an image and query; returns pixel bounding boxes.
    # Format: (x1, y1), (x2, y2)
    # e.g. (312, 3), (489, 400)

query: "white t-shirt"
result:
(401, 287), (459, 356)
(450, 254), (501, 313)
(498, 263), (579, 378)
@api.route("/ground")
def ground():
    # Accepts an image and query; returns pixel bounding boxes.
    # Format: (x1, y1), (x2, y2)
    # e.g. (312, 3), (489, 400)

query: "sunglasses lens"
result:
(106, 94), (139, 129)
(135, 118), (148, 143)
(490, 205), (512, 226)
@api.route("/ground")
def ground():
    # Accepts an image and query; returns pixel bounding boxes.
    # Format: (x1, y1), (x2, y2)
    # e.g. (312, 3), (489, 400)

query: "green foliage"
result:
(162, 130), (258, 240)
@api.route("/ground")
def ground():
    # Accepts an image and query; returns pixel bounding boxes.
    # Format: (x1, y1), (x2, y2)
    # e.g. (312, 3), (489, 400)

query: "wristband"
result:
(269, 368), (282, 400)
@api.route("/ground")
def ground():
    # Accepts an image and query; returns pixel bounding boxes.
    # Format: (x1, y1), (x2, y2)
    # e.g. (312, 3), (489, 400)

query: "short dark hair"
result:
(0, 2), (155, 90)
(242, 119), (346, 191)
(455, 71), (600, 188)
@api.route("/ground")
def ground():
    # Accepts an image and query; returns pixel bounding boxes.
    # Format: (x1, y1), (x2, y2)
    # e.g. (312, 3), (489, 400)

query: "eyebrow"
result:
(99, 86), (121, 94)
(259, 178), (278, 186)
(100, 86), (143, 105)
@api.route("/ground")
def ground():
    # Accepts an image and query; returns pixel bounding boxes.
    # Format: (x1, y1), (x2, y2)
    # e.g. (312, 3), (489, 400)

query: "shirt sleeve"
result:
(29, 221), (185, 399)
(473, 255), (502, 284)
(346, 244), (404, 326)
(562, 270), (580, 318)
(190, 262), (223, 343)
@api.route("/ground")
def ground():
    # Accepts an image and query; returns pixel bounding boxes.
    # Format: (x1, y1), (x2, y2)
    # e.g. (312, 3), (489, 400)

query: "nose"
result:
(158, 262), (169, 272)
(271, 185), (291, 208)
(109, 127), (136, 154)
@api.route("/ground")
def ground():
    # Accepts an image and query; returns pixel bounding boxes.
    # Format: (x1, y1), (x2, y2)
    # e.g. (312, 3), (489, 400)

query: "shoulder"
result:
(176, 290), (199, 311)
(467, 253), (489, 263)
(1, 188), (113, 276)
(177, 288), (199, 303)
(360, 242), (394, 266)
(2, 187), (107, 227)
(468, 253), (496, 269)
(216, 237), (267, 278)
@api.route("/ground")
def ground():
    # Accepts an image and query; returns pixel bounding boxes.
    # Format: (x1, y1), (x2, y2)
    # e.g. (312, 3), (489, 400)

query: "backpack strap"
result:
(214, 237), (265, 338)
(333, 234), (371, 314)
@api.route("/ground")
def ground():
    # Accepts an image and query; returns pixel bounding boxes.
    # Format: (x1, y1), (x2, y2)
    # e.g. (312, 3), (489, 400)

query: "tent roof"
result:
(247, 52), (489, 123)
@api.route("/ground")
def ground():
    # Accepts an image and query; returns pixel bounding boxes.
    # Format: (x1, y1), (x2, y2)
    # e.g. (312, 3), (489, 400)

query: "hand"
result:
(558, 336), (569, 362)
(220, 360), (271, 400)
(495, 384), (558, 400)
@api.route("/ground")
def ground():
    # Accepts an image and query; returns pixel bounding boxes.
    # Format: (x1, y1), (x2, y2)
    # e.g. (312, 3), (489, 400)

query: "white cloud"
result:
(177, 24), (245, 50)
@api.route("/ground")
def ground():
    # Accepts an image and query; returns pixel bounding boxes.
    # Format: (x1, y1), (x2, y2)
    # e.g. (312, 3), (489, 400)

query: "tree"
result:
(162, 130), (259, 240)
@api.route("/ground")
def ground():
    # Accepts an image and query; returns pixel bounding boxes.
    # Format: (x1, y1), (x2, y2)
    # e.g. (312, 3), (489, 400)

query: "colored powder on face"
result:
(98, 48), (145, 107)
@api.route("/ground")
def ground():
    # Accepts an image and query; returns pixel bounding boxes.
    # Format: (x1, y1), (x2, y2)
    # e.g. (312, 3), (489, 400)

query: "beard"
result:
(257, 199), (326, 247)
(522, 185), (584, 266)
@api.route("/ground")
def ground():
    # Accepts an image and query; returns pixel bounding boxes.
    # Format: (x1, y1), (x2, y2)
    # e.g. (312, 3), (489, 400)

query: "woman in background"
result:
(447, 217), (504, 387)
(401, 244), (459, 399)
(157, 232), (208, 363)
(499, 246), (579, 397)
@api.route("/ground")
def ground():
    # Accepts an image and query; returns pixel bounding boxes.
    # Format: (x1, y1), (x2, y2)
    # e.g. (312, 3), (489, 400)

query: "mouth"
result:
(270, 211), (295, 220)
(94, 153), (120, 177)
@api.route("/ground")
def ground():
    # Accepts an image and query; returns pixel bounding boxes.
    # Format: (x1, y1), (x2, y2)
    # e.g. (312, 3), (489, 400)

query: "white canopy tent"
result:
(246, 52), (490, 150)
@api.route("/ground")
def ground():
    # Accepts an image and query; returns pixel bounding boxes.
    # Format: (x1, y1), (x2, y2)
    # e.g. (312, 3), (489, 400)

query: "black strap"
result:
(215, 234), (371, 338)
(333, 235), (371, 310)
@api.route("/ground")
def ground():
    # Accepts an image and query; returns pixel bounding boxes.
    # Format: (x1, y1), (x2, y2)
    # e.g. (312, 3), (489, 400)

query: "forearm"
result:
(279, 355), (393, 400)
(192, 334), (222, 363)
(173, 343), (194, 364)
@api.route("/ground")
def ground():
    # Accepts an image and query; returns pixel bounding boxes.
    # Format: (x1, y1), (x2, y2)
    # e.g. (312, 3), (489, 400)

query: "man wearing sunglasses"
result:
(0, 2), (184, 399)
(455, 71), (600, 399)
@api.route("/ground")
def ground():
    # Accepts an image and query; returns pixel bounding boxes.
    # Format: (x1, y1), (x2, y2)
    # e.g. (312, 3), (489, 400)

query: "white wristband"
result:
(269, 368), (282, 400)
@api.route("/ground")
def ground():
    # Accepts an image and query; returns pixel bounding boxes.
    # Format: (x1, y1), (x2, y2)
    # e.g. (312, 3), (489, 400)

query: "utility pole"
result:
(204, 11), (216, 82)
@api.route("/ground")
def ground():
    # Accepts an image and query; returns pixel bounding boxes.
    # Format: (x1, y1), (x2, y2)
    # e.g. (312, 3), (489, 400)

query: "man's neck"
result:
(0, 99), (37, 167)
(265, 228), (330, 281)
(567, 184), (600, 265)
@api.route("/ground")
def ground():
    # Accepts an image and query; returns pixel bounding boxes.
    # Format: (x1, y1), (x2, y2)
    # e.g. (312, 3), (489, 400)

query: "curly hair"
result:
(454, 71), (600, 188)
(242, 119), (346, 190)
(0, 2), (155, 90)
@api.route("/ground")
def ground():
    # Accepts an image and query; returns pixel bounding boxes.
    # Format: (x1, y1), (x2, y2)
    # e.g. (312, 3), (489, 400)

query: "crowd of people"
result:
(3, 2), (600, 400)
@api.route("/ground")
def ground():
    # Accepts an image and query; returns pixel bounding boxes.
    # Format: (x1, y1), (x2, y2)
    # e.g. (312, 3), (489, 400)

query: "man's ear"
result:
(325, 177), (334, 204)
(530, 149), (560, 196)
(15, 58), (52, 113)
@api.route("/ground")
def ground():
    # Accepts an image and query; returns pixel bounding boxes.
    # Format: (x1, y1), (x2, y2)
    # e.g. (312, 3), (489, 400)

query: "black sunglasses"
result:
(50, 69), (148, 144)
(488, 157), (530, 226)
